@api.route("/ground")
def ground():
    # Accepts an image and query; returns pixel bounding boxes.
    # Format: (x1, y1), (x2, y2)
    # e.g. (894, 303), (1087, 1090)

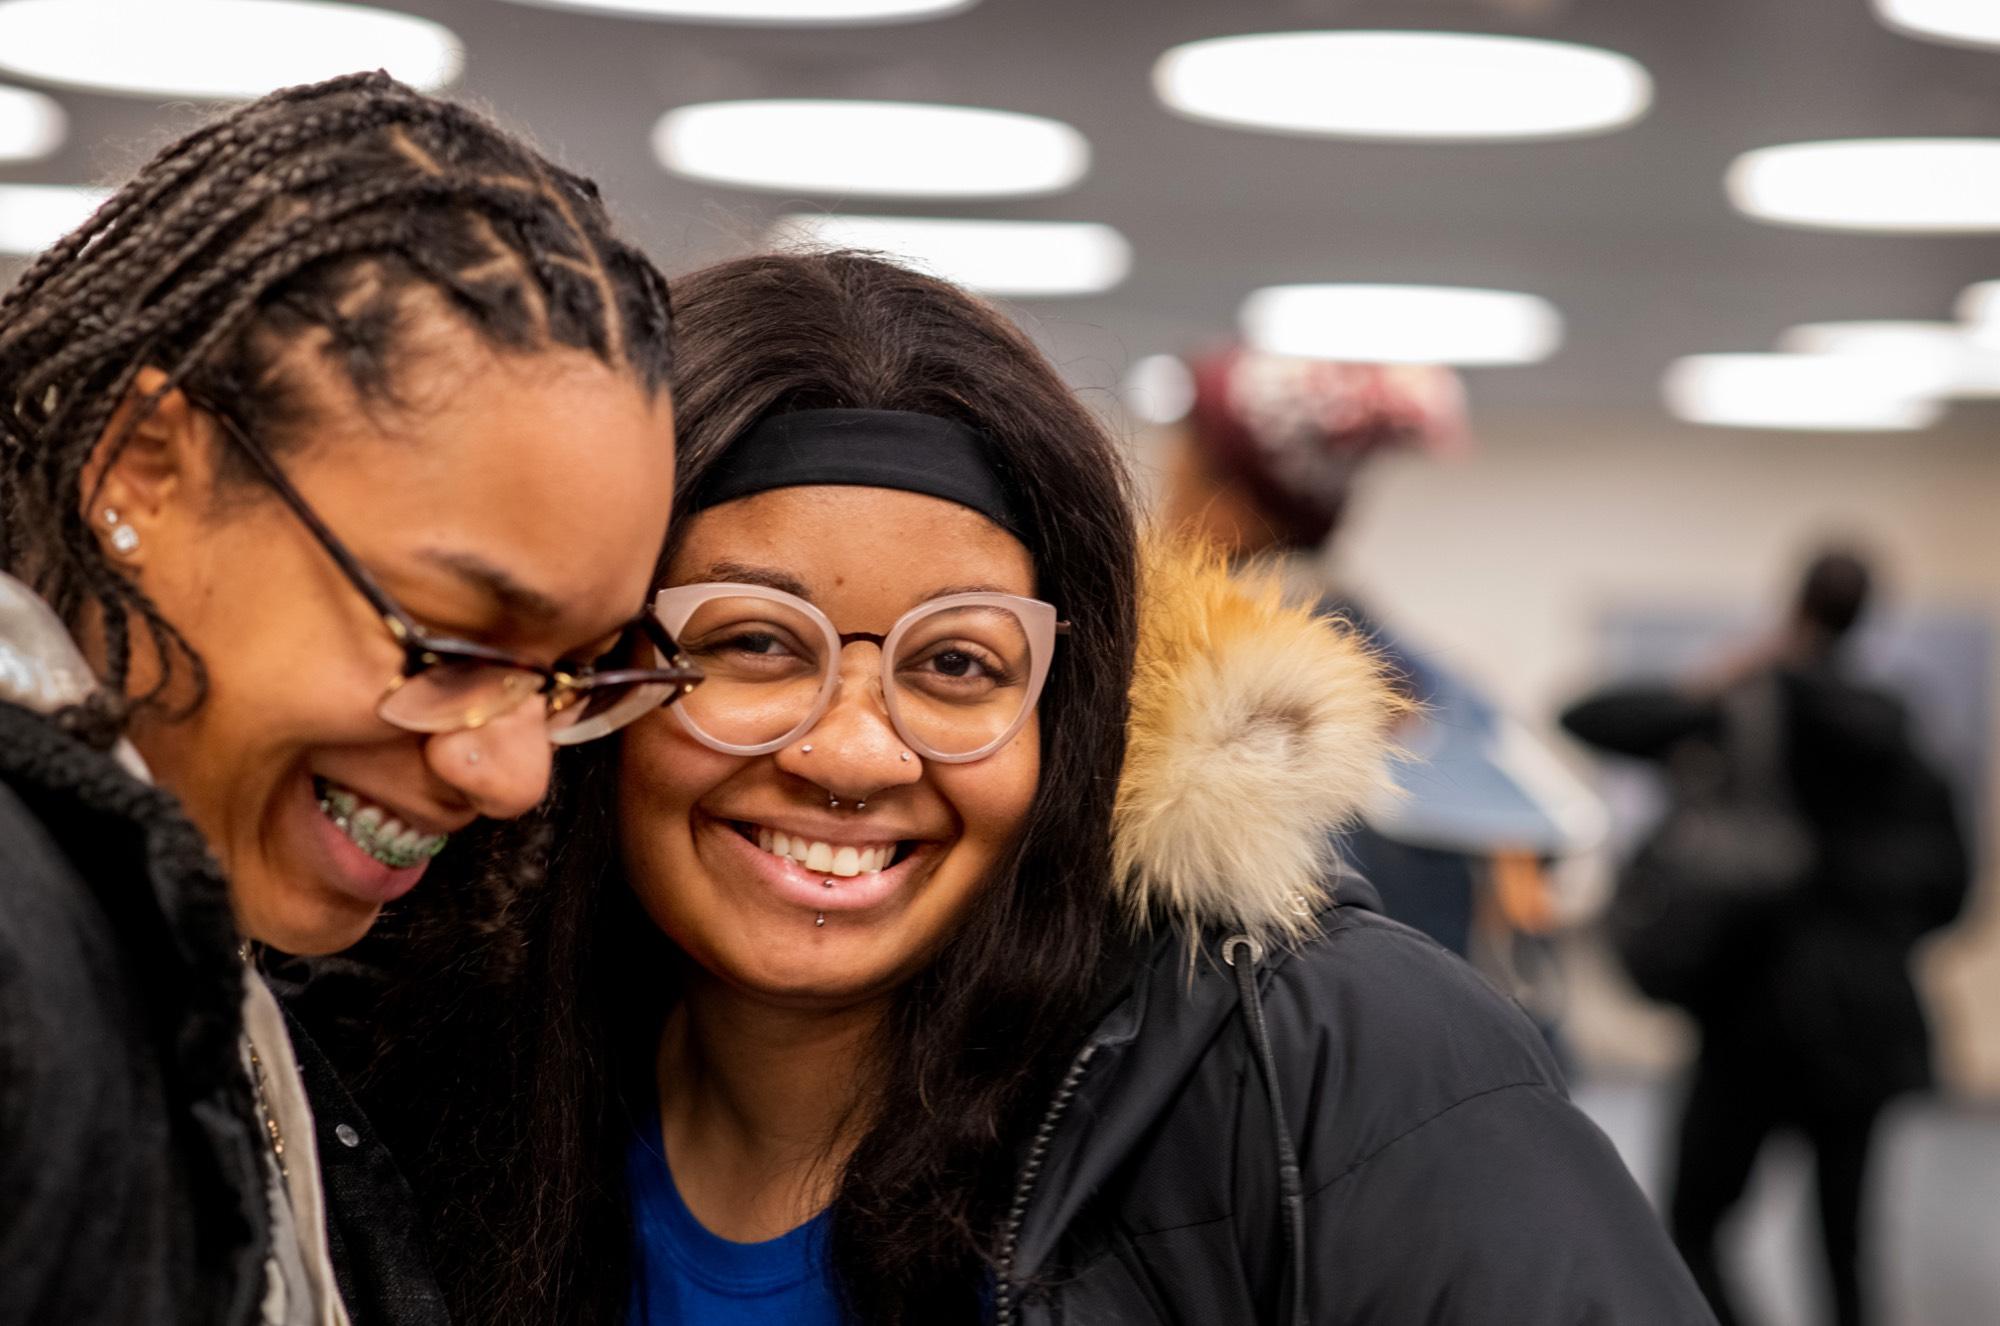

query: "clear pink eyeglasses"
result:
(652, 583), (1066, 763)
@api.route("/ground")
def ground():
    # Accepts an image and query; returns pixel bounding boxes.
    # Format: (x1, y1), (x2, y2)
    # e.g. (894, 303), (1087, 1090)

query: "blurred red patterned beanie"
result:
(1185, 347), (1469, 548)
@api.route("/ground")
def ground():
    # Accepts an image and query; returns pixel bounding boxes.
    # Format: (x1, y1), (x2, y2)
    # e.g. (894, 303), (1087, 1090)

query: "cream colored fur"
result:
(1111, 537), (1409, 948)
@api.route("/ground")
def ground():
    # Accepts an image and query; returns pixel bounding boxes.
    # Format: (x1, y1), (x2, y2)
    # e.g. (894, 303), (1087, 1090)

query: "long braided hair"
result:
(0, 71), (674, 723)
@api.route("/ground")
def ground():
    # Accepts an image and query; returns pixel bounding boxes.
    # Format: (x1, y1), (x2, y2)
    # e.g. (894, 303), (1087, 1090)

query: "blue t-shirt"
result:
(625, 1113), (842, 1326)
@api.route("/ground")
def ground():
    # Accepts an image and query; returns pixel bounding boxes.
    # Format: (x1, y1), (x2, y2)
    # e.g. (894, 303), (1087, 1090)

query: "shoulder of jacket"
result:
(1251, 913), (1568, 1155)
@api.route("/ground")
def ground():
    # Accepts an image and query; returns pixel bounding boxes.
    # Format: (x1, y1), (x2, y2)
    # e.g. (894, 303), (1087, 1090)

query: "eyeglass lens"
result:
(670, 594), (1036, 758)
(374, 625), (681, 744)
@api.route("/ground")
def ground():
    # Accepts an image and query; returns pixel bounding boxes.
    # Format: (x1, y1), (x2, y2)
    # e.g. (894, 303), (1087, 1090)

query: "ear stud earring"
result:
(102, 509), (139, 556)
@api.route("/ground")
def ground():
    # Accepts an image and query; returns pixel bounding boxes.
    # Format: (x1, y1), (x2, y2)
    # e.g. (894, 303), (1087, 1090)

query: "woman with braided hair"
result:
(0, 73), (692, 1325)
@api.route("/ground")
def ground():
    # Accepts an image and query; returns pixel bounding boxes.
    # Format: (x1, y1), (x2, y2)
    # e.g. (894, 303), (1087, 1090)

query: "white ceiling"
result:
(7, 0), (2000, 421)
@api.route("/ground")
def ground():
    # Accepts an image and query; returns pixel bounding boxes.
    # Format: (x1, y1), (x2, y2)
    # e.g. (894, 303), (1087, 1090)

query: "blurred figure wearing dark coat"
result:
(1563, 550), (1972, 1326)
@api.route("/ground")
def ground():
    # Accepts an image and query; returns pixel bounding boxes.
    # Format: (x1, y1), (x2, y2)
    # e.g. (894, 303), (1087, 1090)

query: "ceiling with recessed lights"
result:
(3, 0), (2000, 426)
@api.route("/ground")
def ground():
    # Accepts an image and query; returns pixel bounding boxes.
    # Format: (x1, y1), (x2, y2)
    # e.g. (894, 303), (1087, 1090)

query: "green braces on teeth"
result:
(319, 786), (449, 869)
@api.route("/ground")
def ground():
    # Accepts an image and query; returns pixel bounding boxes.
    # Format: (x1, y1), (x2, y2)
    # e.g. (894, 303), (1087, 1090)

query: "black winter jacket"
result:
(992, 878), (1715, 1325)
(0, 700), (269, 1326)
(0, 696), (451, 1325)
(987, 551), (1714, 1325)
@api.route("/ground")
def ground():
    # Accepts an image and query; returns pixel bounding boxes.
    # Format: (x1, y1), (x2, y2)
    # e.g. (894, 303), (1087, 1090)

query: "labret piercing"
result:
(815, 911), (825, 928)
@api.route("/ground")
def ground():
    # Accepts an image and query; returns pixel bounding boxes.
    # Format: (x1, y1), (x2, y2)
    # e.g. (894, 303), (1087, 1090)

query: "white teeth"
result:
(748, 827), (898, 877)
(354, 806), (383, 833)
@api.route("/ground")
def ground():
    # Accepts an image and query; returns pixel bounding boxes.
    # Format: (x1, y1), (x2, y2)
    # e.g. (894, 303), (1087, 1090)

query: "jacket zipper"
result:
(991, 1041), (1099, 1326)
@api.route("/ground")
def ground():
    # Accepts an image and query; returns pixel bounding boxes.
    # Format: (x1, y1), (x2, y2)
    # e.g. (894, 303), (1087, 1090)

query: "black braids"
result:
(18, 173), (539, 402)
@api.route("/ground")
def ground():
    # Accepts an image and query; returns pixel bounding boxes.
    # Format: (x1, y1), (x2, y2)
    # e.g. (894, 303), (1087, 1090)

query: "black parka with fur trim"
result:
(988, 550), (1715, 1325)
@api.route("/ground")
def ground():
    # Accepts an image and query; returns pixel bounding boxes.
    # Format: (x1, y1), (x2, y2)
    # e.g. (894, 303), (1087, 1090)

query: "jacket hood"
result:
(1111, 538), (1407, 948)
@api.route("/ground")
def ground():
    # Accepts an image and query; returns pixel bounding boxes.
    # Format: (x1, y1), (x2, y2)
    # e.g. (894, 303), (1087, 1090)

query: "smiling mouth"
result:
(730, 822), (917, 878)
(315, 777), (450, 869)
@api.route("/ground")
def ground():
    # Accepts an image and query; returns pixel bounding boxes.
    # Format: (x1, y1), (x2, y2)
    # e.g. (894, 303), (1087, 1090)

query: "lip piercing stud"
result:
(823, 878), (834, 889)
(815, 912), (825, 927)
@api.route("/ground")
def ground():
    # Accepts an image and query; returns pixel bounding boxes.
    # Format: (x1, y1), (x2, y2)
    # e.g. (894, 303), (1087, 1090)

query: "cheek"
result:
(943, 716), (1041, 857)
(616, 712), (728, 900)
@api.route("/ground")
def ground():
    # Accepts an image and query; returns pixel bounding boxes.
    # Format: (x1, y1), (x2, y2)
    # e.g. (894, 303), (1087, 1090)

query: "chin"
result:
(236, 873), (383, 956)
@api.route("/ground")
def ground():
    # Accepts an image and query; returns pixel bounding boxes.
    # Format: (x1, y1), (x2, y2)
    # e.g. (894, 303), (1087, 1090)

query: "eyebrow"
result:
(416, 547), (563, 625)
(696, 565), (1019, 606)
(698, 561), (815, 600)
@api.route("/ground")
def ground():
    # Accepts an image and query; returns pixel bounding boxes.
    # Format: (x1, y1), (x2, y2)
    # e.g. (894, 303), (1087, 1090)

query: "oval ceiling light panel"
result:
(0, 183), (111, 254)
(0, 0), (463, 100)
(766, 214), (1130, 297)
(1779, 320), (2000, 397)
(1728, 139), (2000, 232)
(498, 0), (974, 22)
(1662, 352), (1943, 431)
(1153, 31), (1652, 140)
(657, 101), (1088, 198)
(1874, 0), (2000, 48)
(1239, 283), (1562, 365)
(0, 84), (64, 162)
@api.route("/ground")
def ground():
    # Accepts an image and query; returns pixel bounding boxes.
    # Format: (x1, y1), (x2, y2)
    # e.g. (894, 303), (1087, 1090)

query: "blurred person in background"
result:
(0, 73), (688, 1326)
(1561, 548), (1972, 1326)
(353, 252), (1712, 1325)
(1152, 347), (1606, 968)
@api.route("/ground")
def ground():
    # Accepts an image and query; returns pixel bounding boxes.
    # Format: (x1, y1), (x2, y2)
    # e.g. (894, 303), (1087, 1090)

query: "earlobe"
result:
(79, 367), (213, 565)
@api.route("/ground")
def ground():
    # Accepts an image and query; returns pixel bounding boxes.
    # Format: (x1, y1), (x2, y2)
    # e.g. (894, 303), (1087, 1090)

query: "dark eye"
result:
(721, 631), (787, 656)
(929, 649), (979, 678)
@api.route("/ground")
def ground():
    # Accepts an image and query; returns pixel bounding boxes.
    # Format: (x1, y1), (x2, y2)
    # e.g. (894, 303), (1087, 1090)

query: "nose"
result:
(424, 701), (553, 820)
(771, 645), (923, 803)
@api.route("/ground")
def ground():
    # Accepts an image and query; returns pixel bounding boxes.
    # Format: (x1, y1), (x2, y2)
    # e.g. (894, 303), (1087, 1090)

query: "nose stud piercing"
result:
(102, 509), (139, 556)
(899, 752), (912, 763)
(801, 744), (813, 754)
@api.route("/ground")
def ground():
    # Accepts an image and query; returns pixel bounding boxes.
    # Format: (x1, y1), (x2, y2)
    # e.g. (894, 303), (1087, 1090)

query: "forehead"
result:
(287, 347), (675, 639)
(667, 485), (1035, 612)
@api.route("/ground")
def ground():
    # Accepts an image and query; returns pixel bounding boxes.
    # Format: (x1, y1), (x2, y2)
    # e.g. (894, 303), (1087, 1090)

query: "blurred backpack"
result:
(1607, 675), (1811, 1011)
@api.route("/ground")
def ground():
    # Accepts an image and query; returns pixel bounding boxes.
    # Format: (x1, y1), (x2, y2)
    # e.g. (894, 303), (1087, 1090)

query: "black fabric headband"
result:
(682, 408), (1023, 535)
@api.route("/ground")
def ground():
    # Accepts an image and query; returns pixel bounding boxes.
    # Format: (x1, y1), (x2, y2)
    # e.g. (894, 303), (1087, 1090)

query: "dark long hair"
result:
(360, 251), (1140, 1323)
(0, 71), (673, 722)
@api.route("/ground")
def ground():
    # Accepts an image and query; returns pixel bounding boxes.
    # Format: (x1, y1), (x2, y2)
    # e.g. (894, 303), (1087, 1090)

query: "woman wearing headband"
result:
(361, 252), (1709, 1323)
(0, 75), (691, 1325)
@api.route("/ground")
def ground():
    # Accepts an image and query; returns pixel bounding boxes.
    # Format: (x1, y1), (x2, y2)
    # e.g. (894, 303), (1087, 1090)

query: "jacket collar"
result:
(1109, 539), (1405, 950)
(0, 569), (150, 780)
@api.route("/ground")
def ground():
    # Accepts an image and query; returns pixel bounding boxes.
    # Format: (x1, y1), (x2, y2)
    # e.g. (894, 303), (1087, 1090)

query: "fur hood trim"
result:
(1111, 538), (1408, 948)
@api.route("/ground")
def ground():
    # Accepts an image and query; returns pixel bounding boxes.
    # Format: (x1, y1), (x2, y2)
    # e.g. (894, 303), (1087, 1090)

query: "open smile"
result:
(313, 776), (453, 869)
(712, 814), (938, 917)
